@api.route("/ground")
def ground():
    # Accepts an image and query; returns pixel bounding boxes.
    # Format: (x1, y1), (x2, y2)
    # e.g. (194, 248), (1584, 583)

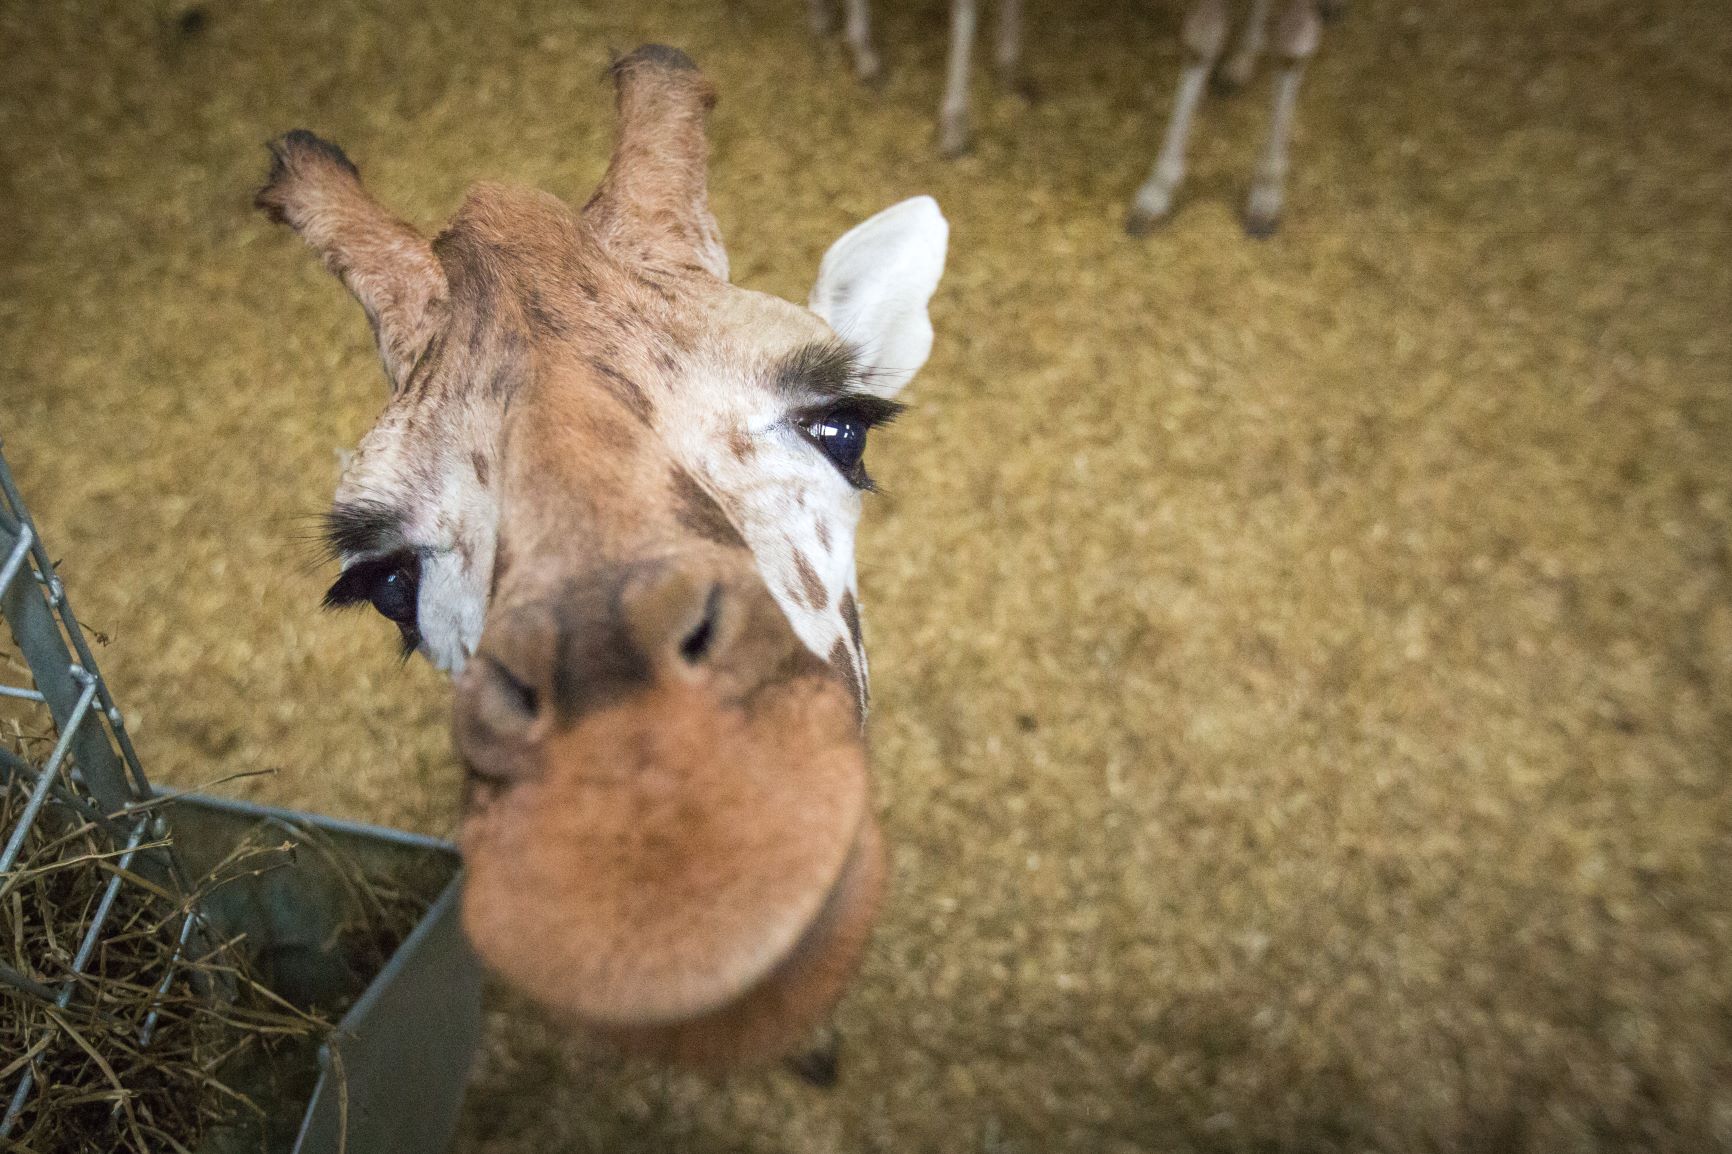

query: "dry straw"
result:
(0, 721), (431, 1154)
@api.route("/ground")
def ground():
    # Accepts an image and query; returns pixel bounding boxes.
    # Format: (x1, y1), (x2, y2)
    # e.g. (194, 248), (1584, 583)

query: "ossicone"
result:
(582, 44), (729, 281)
(254, 129), (447, 385)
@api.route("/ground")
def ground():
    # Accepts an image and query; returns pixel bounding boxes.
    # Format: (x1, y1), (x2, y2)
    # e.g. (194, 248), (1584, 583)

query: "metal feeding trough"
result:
(0, 438), (482, 1154)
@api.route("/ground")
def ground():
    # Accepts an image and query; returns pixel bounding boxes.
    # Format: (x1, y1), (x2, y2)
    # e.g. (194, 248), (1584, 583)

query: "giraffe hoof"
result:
(1242, 212), (1281, 239)
(854, 55), (885, 88)
(786, 1038), (841, 1087)
(1006, 75), (1042, 103)
(938, 121), (972, 159)
(1244, 183), (1284, 237)
(1124, 206), (1166, 237)
(1125, 184), (1175, 236)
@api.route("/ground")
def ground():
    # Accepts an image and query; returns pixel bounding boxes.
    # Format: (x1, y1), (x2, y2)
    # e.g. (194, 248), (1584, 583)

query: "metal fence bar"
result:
(137, 907), (200, 1048)
(0, 960), (61, 1006)
(0, 544), (136, 815)
(0, 446), (152, 808)
(0, 817), (152, 1137)
(0, 1045), (33, 1133)
(0, 745), (118, 833)
(0, 439), (213, 1136)
(0, 670), (98, 875)
(0, 523), (30, 596)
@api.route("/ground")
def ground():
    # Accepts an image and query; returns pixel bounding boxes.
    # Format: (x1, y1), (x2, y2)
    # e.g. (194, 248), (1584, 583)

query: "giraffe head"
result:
(256, 46), (946, 1068)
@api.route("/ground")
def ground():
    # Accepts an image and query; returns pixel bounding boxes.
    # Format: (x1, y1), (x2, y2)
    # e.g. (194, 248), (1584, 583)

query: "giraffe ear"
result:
(808, 197), (948, 399)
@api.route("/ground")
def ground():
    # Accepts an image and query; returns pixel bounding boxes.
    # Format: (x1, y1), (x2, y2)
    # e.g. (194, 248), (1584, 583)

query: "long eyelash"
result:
(778, 337), (870, 398)
(826, 394), (906, 429)
(789, 395), (906, 437)
(320, 499), (405, 564)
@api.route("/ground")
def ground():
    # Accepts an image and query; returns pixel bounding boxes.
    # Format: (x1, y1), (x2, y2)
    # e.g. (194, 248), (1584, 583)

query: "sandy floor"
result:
(2, 0), (1729, 1150)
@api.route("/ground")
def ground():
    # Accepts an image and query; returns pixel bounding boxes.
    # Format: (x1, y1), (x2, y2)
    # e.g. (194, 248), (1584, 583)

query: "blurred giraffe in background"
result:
(811, 0), (1339, 236)
(810, 0), (1030, 155)
(807, 0), (887, 85)
(1127, 0), (1335, 236)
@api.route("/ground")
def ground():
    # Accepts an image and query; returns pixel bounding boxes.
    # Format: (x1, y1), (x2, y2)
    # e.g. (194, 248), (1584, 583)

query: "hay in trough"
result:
(0, 725), (435, 1153)
(0, 767), (315, 1153)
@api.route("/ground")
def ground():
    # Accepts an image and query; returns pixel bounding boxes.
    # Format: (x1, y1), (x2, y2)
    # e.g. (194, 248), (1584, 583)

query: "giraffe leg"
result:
(809, 0), (835, 39)
(1126, 0), (1228, 235)
(1243, 0), (1321, 237)
(845, 0), (883, 86)
(1219, 0), (1274, 91)
(939, 0), (979, 157)
(995, 0), (1037, 100)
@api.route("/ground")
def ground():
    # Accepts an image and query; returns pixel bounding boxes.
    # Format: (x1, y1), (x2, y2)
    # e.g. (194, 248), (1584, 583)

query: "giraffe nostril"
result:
(624, 567), (736, 674)
(462, 653), (542, 749)
(454, 647), (548, 787)
(487, 656), (539, 718)
(678, 584), (723, 665)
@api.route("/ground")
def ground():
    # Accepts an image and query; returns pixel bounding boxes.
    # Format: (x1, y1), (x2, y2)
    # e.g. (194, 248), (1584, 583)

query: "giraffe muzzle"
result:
(451, 557), (882, 1067)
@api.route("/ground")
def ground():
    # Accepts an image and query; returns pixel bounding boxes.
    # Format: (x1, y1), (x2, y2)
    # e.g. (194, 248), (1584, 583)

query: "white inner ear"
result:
(809, 196), (949, 398)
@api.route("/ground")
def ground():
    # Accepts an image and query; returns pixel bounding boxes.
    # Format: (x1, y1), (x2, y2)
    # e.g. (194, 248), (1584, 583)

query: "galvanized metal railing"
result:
(0, 434), (192, 1137)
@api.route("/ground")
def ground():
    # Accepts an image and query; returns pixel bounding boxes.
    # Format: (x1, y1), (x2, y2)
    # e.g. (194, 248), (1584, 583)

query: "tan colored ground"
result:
(3, 0), (1729, 1150)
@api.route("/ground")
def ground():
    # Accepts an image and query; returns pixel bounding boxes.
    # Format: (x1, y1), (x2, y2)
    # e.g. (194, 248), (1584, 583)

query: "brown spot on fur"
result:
(564, 405), (640, 457)
(726, 428), (754, 460)
(632, 271), (678, 307)
(490, 537), (511, 597)
(793, 551), (828, 611)
(523, 285), (572, 338)
(839, 590), (861, 651)
(471, 451), (490, 485)
(829, 638), (865, 723)
(401, 330), (447, 398)
(591, 358), (653, 425)
(435, 225), (504, 310)
(484, 327), (523, 403)
(671, 467), (747, 549)
(815, 518), (832, 551)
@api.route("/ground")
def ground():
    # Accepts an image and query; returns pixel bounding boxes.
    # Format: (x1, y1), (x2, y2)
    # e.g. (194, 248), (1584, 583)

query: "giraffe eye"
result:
(324, 552), (423, 654)
(366, 562), (419, 624)
(805, 409), (869, 473)
(795, 395), (903, 491)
